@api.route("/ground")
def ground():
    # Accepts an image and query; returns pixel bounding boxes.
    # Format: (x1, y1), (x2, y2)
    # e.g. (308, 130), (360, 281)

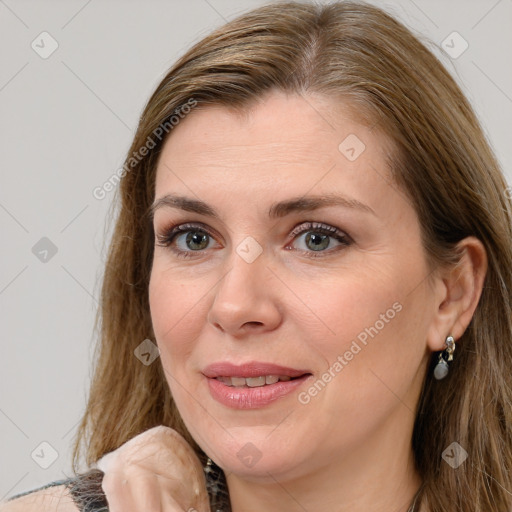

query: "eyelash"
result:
(154, 221), (352, 259)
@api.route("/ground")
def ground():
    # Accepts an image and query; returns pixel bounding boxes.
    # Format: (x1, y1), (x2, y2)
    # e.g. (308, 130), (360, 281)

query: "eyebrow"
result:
(149, 193), (375, 220)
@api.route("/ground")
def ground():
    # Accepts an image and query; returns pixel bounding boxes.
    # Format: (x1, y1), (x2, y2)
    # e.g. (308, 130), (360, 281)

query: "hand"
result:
(97, 425), (210, 512)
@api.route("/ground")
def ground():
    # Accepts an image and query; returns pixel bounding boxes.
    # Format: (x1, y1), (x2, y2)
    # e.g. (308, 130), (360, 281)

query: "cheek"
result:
(315, 293), (430, 433)
(297, 254), (429, 401)
(296, 264), (401, 357)
(148, 263), (206, 367)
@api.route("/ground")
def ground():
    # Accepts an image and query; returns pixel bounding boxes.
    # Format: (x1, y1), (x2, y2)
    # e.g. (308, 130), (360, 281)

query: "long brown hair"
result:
(72, 2), (512, 510)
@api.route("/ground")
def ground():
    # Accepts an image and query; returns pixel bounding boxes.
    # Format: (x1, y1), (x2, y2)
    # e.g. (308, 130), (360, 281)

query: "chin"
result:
(194, 427), (312, 482)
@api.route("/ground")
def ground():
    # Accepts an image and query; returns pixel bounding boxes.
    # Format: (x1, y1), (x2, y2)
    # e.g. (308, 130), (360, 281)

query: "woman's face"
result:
(149, 91), (436, 481)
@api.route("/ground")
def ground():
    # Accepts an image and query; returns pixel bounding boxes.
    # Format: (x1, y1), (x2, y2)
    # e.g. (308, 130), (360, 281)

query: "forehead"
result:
(153, 91), (397, 215)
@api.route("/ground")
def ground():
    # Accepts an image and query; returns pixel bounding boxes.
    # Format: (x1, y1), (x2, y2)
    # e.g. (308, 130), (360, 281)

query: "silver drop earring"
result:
(434, 335), (455, 380)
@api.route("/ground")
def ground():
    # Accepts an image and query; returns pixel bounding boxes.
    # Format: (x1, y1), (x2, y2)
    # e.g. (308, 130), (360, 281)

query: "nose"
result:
(207, 247), (282, 336)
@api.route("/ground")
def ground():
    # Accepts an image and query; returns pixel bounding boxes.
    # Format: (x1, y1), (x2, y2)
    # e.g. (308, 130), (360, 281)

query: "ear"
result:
(426, 236), (488, 351)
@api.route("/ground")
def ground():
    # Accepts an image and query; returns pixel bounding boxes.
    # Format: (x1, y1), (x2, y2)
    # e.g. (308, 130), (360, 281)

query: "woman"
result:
(3, 1), (511, 511)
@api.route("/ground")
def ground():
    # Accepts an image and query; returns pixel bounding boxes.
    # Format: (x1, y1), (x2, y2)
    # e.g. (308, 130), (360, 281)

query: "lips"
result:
(202, 362), (310, 379)
(202, 362), (312, 409)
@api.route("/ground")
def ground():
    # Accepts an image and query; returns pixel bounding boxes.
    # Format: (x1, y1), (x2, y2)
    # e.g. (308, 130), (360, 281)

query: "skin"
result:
(145, 90), (487, 512)
(98, 426), (210, 512)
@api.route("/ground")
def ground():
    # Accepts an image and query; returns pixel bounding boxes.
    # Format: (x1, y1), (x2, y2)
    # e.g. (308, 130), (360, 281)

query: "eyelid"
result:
(288, 221), (344, 239)
(154, 220), (352, 258)
(155, 221), (219, 245)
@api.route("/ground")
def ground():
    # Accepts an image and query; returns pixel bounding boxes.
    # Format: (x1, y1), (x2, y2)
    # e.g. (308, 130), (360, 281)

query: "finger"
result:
(104, 471), (178, 512)
(95, 452), (115, 473)
(101, 472), (136, 512)
(128, 473), (168, 512)
(161, 491), (195, 512)
(155, 476), (210, 512)
(191, 486), (211, 512)
(103, 480), (134, 512)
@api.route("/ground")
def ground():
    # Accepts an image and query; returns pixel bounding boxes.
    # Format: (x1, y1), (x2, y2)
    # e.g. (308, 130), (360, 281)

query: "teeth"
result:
(231, 377), (246, 387)
(246, 376), (266, 387)
(216, 376), (232, 386)
(216, 375), (294, 388)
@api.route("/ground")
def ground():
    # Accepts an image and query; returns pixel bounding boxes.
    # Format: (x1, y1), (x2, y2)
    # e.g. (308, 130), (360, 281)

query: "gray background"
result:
(1, 0), (511, 500)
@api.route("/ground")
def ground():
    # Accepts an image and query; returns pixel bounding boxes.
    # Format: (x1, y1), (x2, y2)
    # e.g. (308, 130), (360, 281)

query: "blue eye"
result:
(155, 223), (217, 259)
(155, 221), (352, 259)
(287, 221), (352, 257)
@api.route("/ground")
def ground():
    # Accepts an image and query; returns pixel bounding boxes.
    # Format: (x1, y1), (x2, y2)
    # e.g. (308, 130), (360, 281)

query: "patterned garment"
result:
(6, 469), (109, 511)
(6, 460), (232, 511)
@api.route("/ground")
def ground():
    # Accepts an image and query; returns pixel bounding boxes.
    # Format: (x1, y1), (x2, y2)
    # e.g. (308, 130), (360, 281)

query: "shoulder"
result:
(0, 485), (79, 512)
(1, 470), (108, 512)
